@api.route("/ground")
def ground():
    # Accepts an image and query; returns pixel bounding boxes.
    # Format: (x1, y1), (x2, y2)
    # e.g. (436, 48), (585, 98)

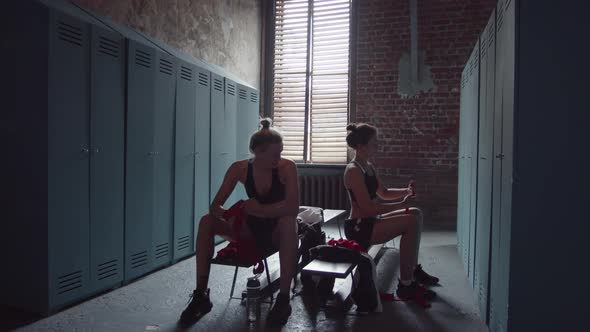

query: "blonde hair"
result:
(249, 118), (283, 152)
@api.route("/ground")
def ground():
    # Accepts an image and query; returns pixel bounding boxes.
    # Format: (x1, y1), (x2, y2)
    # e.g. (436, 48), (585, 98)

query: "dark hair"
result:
(249, 118), (283, 152)
(346, 123), (377, 149)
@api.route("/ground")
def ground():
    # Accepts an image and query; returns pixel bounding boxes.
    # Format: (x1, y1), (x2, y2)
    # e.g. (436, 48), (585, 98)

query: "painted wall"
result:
(72, 0), (262, 88)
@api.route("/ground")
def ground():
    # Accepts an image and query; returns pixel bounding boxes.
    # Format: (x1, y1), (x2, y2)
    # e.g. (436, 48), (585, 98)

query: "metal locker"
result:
(224, 78), (238, 207)
(173, 60), (197, 261)
(457, 70), (468, 272)
(234, 85), (251, 201)
(489, 1), (512, 331)
(125, 40), (156, 281)
(152, 51), (176, 269)
(194, 67), (211, 242)
(89, 25), (125, 293)
(467, 42), (481, 289)
(498, 0), (514, 330)
(475, 10), (496, 323)
(248, 89), (261, 140)
(47, 10), (91, 309)
(210, 74), (226, 203)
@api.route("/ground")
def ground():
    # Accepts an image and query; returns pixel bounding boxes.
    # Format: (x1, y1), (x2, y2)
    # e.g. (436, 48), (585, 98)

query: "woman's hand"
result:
(210, 204), (226, 219)
(243, 198), (260, 215)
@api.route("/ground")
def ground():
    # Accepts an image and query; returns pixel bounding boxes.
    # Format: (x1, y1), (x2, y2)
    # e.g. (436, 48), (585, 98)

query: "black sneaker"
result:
(414, 264), (439, 286)
(396, 280), (436, 301)
(267, 293), (292, 327)
(179, 289), (213, 326)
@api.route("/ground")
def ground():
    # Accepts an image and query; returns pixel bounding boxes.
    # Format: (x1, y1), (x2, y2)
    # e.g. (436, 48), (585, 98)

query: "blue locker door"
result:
(194, 68), (211, 244)
(47, 12), (91, 308)
(467, 43), (480, 288)
(210, 75), (226, 245)
(498, 0), (515, 330)
(224, 79), (238, 207)
(490, 2), (505, 330)
(125, 40), (156, 281)
(476, 12), (496, 322)
(248, 89), (260, 143)
(474, 33), (487, 299)
(152, 51), (176, 268)
(173, 61), (196, 261)
(233, 85), (251, 201)
(457, 72), (467, 272)
(209, 74), (226, 203)
(89, 26), (125, 293)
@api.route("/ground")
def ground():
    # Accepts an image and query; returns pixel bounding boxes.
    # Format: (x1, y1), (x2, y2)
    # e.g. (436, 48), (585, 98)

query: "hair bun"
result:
(346, 123), (357, 132)
(260, 118), (272, 129)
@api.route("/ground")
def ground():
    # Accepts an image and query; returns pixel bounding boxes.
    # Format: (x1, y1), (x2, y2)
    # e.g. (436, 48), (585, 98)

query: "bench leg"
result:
(264, 258), (274, 302)
(229, 265), (239, 299)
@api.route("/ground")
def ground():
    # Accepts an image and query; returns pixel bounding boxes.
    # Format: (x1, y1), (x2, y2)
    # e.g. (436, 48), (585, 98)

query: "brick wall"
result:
(354, 0), (496, 226)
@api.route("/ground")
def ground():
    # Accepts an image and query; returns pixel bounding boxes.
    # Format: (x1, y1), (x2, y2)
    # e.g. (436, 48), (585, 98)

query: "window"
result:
(272, 0), (351, 163)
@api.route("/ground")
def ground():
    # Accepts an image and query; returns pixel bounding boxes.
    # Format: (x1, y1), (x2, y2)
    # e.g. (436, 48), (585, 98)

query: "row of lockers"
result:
(457, 0), (589, 331)
(458, 1), (514, 330)
(2, 0), (259, 313)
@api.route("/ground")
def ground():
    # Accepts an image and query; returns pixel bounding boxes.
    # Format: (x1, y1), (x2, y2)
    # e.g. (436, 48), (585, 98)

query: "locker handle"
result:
(81, 147), (90, 153)
(92, 147), (101, 154)
(220, 152), (229, 155)
(495, 154), (505, 159)
(480, 157), (487, 160)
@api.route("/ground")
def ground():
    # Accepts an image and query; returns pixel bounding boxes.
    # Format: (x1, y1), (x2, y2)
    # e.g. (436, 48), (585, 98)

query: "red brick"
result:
(355, 0), (495, 226)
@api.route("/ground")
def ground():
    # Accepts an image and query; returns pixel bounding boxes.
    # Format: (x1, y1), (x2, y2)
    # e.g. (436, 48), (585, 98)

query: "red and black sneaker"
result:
(414, 264), (440, 286)
(396, 280), (436, 302)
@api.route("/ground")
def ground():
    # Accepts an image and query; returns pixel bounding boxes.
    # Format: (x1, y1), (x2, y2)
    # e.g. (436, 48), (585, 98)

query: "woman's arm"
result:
(244, 160), (299, 218)
(346, 166), (410, 216)
(209, 161), (244, 218)
(375, 167), (411, 201)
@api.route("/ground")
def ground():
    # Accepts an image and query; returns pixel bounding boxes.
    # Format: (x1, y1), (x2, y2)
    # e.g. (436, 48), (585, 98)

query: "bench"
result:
(301, 240), (388, 312)
(210, 207), (347, 301)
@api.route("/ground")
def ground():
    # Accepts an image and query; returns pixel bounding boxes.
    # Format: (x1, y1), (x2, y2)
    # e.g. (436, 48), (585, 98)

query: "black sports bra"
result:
(347, 160), (378, 202)
(244, 160), (285, 204)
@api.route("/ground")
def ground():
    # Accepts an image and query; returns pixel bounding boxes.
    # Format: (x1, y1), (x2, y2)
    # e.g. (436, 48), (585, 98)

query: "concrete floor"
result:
(3, 223), (488, 332)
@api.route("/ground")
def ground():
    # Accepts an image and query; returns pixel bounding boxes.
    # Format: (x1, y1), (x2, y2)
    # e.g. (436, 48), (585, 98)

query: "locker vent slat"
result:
(159, 58), (173, 76)
(135, 50), (152, 68)
(155, 242), (169, 259)
(180, 66), (192, 81)
(57, 21), (82, 46)
(227, 83), (235, 96)
(97, 259), (119, 281)
(57, 270), (82, 294)
(130, 250), (148, 269)
(250, 92), (258, 103)
(99, 36), (118, 57)
(198, 72), (209, 87)
(177, 235), (190, 251)
(239, 89), (247, 100)
(214, 79), (223, 92)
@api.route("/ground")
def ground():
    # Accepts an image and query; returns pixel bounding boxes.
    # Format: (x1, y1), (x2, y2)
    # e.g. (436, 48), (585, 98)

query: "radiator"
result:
(298, 174), (349, 210)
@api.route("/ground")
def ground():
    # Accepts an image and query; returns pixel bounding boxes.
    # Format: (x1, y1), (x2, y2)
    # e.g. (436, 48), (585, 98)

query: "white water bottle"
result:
(246, 275), (261, 322)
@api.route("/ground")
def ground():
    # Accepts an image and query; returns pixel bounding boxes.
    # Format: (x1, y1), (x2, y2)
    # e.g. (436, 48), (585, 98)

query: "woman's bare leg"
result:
(195, 214), (233, 290)
(271, 216), (298, 295)
(377, 207), (424, 262)
(369, 211), (420, 281)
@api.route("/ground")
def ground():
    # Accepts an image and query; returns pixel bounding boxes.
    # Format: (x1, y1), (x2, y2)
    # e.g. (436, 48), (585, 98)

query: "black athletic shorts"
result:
(246, 216), (279, 256)
(344, 217), (377, 250)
